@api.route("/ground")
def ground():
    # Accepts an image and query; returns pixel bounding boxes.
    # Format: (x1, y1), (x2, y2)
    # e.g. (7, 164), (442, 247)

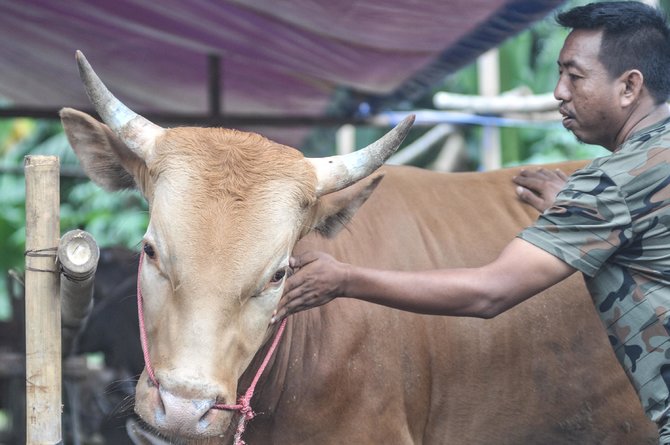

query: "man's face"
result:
(554, 29), (624, 150)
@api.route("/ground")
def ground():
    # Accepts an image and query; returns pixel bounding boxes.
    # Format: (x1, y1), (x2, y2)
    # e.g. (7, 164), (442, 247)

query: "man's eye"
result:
(143, 243), (156, 259)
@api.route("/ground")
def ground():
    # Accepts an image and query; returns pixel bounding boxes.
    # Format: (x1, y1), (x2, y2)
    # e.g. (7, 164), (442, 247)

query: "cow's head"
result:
(61, 51), (413, 439)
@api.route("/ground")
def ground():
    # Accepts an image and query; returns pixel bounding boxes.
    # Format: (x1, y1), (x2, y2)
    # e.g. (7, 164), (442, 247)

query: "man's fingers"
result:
(290, 251), (323, 269)
(555, 169), (568, 180)
(513, 168), (567, 194)
(273, 289), (312, 323)
(283, 266), (304, 293)
(272, 292), (299, 323)
(513, 174), (543, 191)
(515, 186), (545, 211)
(275, 273), (313, 321)
(275, 250), (339, 323)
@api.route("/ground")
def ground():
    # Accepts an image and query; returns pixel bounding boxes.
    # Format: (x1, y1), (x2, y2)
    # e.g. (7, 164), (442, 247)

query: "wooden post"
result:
(477, 48), (501, 171)
(59, 229), (99, 356)
(336, 124), (355, 155)
(24, 155), (62, 445)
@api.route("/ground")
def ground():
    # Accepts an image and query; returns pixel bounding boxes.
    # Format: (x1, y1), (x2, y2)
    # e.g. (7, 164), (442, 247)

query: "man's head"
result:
(554, 1), (670, 150)
(557, 1), (670, 105)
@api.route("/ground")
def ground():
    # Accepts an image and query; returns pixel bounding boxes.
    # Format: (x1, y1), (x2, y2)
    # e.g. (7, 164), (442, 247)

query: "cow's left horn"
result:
(75, 50), (163, 159)
(307, 114), (415, 196)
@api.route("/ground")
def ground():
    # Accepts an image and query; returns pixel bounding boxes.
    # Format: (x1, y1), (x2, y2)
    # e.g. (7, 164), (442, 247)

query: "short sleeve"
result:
(518, 167), (632, 277)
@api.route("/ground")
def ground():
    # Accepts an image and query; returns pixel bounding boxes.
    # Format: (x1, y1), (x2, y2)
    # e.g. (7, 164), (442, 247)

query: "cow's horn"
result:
(308, 114), (415, 196)
(75, 50), (163, 158)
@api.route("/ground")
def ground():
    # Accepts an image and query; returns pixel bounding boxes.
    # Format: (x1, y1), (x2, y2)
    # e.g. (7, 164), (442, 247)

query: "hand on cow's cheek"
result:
(272, 251), (343, 322)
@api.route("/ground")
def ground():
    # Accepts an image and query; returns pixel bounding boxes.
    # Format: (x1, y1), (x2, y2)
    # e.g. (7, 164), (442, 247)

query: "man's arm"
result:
(273, 238), (576, 322)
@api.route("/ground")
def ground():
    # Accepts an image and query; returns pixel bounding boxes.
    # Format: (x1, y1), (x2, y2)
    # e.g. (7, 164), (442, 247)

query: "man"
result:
(275, 2), (670, 442)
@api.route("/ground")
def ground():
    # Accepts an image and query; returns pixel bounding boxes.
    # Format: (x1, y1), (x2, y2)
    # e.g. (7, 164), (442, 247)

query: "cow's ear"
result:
(309, 172), (384, 238)
(60, 107), (146, 192)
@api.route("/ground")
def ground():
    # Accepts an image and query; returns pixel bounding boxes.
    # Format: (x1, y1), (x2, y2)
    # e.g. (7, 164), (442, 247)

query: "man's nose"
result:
(554, 78), (569, 102)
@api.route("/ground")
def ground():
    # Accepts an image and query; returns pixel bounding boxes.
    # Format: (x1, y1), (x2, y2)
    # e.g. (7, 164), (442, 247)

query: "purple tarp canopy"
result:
(0, 0), (565, 146)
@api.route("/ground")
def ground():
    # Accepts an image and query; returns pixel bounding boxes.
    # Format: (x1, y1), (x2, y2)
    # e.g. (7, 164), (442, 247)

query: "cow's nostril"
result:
(198, 407), (219, 430)
(155, 390), (166, 421)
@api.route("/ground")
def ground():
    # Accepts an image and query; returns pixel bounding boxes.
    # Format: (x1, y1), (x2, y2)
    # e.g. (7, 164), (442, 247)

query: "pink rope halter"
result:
(136, 251), (287, 445)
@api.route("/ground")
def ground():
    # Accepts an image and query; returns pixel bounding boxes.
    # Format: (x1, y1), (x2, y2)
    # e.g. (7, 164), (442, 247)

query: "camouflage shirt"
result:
(519, 117), (670, 422)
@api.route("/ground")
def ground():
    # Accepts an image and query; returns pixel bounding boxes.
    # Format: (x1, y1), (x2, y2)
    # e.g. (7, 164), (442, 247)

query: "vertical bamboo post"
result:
(336, 124), (355, 155)
(24, 155), (62, 445)
(477, 48), (501, 171)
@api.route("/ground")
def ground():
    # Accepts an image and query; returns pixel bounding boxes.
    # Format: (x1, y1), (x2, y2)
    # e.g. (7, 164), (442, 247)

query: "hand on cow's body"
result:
(513, 168), (568, 213)
(273, 251), (348, 322)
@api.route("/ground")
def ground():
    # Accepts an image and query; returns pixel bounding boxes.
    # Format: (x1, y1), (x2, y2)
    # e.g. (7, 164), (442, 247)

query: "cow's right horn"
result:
(75, 50), (163, 160)
(307, 114), (415, 196)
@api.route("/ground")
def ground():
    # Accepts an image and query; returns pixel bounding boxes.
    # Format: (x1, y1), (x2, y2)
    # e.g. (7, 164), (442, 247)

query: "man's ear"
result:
(307, 172), (385, 239)
(620, 69), (644, 108)
(60, 107), (147, 192)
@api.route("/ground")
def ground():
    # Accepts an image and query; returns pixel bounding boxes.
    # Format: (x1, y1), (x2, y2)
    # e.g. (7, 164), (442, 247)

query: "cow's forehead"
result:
(149, 127), (315, 203)
(156, 127), (309, 173)
(150, 126), (316, 216)
(144, 126), (316, 287)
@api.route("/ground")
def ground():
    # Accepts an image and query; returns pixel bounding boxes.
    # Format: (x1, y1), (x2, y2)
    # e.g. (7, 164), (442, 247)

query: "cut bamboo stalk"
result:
(59, 229), (99, 357)
(58, 230), (100, 357)
(24, 155), (62, 445)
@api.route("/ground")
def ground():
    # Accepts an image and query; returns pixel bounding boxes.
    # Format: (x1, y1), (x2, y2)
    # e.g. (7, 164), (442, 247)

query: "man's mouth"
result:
(559, 107), (574, 127)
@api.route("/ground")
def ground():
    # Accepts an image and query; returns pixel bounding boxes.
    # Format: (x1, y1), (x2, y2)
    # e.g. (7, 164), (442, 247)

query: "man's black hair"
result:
(557, 1), (670, 103)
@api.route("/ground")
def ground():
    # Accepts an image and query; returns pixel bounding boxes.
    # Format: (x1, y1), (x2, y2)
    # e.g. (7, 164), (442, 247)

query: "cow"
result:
(60, 50), (658, 444)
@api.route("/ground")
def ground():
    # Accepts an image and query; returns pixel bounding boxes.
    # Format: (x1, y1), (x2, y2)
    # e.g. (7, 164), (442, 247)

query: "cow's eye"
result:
(143, 243), (156, 259)
(270, 268), (286, 283)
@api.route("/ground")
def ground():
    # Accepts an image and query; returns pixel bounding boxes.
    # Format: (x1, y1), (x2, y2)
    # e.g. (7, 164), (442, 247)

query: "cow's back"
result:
(257, 161), (657, 444)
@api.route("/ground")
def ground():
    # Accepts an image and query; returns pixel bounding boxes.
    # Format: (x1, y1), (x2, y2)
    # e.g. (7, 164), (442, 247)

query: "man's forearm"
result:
(343, 266), (499, 318)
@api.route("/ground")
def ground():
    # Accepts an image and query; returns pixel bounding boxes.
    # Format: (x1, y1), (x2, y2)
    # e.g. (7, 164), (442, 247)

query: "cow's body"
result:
(62, 53), (658, 445)
(223, 162), (656, 445)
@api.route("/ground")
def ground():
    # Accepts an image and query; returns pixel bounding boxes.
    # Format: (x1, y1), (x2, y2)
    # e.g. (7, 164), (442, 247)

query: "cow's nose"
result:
(154, 386), (222, 435)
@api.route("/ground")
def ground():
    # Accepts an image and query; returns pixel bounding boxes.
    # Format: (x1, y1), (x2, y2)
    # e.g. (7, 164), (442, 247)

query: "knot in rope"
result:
(239, 398), (255, 421)
(230, 394), (258, 445)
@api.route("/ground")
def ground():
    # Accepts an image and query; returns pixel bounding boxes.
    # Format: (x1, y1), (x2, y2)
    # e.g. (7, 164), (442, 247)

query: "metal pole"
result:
(208, 53), (222, 118)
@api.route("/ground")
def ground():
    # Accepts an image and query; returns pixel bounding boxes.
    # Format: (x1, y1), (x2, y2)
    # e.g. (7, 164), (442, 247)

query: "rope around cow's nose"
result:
(136, 250), (288, 445)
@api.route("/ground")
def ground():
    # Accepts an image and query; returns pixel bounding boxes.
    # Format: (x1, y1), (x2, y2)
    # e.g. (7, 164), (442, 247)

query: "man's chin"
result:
(563, 127), (587, 145)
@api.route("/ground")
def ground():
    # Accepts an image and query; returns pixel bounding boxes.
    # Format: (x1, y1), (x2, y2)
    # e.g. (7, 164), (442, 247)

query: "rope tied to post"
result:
(25, 247), (58, 273)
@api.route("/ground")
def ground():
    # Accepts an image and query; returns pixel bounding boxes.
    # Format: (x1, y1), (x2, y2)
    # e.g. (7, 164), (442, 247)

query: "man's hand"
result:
(513, 167), (568, 213)
(272, 251), (349, 323)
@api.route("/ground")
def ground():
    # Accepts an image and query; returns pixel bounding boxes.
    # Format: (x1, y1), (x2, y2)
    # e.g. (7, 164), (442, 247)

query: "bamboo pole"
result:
(477, 48), (501, 171)
(59, 229), (99, 356)
(387, 124), (455, 166)
(433, 90), (559, 114)
(336, 124), (355, 155)
(24, 155), (62, 445)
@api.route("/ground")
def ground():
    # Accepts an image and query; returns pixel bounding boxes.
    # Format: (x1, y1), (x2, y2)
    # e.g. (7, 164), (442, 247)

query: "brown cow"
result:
(61, 52), (658, 444)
